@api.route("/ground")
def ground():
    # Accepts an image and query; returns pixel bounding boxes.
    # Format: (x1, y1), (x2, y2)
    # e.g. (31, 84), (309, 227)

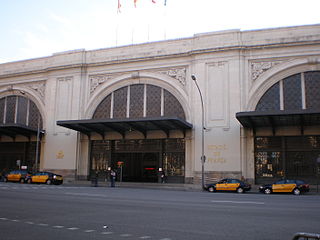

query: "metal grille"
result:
(164, 139), (185, 152)
(5, 96), (16, 123)
(0, 95), (43, 130)
(114, 139), (162, 152)
(28, 101), (42, 129)
(93, 94), (111, 119)
(129, 84), (144, 118)
(164, 90), (186, 119)
(255, 136), (320, 184)
(113, 86), (127, 119)
(305, 71), (320, 110)
(17, 96), (28, 125)
(0, 98), (5, 124)
(255, 82), (280, 111)
(146, 85), (161, 117)
(283, 73), (302, 110)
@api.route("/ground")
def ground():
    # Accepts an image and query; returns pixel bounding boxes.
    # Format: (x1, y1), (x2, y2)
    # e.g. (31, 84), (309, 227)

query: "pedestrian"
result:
(92, 170), (98, 187)
(110, 170), (116, 187)
(161, 171), (166, 183)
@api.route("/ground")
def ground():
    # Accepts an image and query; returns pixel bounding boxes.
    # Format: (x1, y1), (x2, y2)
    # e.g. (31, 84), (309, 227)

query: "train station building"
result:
(0, 24), (319, 184)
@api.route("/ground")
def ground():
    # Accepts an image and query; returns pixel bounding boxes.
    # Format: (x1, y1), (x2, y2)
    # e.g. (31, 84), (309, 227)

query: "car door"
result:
(227, 179), (240, 191)
(7, 171), (15, 181)
(12, 171), (20, 181)
(216, 180), (228, 191)
(39, 173), (49, 183)
(272, 180), (286, 192)
(32, 173), (42, 183)
(282, 180), (296, 192)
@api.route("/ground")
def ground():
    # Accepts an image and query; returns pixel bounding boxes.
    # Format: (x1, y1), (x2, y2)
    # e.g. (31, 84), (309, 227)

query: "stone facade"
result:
(0, 24), (320, 183)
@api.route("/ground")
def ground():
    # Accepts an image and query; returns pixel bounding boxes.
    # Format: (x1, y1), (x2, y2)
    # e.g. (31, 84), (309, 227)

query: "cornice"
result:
(0, 39), (319, 79)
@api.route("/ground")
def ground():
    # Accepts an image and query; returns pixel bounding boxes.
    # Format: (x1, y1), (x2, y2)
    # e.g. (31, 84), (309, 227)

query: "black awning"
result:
(57, 117), (193, 138)
(0, 123), (45, 139)
(236, 109), (320, 133)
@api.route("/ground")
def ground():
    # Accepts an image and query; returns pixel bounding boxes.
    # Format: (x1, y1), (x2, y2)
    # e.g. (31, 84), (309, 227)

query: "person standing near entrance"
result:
(110, 170), (116, 187)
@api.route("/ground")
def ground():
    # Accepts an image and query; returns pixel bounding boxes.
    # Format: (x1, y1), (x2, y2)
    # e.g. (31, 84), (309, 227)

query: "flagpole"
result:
(116, 0), (121, 46)
(163, 0), (167, 40)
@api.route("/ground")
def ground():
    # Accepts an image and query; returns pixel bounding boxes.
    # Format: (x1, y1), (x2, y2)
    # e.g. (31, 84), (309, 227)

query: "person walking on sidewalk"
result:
(161, 171), (166, 183)
(110, 170), (116, 187)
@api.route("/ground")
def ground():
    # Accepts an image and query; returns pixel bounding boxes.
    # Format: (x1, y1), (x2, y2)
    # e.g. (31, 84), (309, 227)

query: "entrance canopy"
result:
(236, 110), (320, 134)
(57, 117), (193, 138)
(0, 123), (45, 139)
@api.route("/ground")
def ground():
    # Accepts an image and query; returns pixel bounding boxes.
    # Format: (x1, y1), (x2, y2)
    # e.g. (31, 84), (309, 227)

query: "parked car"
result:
(205, 178), (251, 193)
(4, 170), (31, 183)
(259, 179), (309, 195)
(26, 171), (63, 185)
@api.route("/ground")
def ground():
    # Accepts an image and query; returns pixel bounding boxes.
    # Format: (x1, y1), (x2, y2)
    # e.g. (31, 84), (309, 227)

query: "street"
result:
(0, 182), (319, 240)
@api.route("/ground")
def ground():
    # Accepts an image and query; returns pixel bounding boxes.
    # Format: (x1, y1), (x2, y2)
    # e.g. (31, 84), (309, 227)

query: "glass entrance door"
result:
(90, 139), (185, 183)
(112, 152), (158, 182)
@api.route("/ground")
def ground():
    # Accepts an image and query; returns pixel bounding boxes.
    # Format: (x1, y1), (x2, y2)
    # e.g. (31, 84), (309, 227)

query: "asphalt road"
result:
(0, 182), (319, 240)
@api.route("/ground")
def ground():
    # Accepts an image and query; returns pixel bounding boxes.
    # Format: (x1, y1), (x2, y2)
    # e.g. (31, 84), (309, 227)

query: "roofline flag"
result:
(117, 0), (121, 13)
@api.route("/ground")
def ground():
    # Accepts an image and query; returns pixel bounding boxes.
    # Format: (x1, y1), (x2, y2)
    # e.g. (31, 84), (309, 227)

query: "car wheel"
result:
(46, 179), (52, 185)
(237, 187), (244, 193)
(27, 179), (32, 184)
(208, 186), (215, 192)
(293, 188), (301, 195)
(3, 177), (8, 182)
(264, 188), (272, 194)
(20, 178), (25, 183)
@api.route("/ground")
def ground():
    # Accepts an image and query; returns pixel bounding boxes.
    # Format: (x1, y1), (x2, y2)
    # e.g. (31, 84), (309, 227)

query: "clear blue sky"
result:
(1, 0), (319, 63)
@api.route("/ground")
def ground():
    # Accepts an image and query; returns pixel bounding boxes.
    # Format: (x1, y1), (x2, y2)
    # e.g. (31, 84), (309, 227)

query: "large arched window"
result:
(93, 84), (186, 120)
(0, 95), (43, 129)
(256, 71), (320, 111)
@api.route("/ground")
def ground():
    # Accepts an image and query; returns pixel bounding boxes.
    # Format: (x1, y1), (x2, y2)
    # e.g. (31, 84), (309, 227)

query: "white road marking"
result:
(38, 223), (49, 226)
(0, 218), (8, 220)
(52, 225), (64, 228)
(67, 227), (79, 230)
(120, 234), (132, 237)
(101, 232), (113, 235)
(11, 219), (20, 222)
(25, 221), (34, 224)
(139, 236), (152, 239)
(160, 238), (172, 240)
(84, 230), (96, 233)
(211, 200), (265, 205)
(65, 192), (106, 197)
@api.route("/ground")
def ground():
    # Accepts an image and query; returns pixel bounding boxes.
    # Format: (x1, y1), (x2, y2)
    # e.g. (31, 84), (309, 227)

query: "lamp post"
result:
(191, 74), (206, 190)
(35, 113), (41, 172)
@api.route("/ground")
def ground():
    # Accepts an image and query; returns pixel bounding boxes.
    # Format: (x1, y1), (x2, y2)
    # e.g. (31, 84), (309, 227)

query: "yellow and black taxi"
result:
(26, 171), (63, 185)
(259, 179), (309, 195)
(205, 178), (251, 193)
(4, 170), (31, 183)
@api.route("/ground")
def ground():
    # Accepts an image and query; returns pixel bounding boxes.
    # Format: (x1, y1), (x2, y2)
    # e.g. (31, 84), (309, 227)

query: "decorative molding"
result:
(89, 74), (115, 95)
(26, 81), (46, 99)
(251, 61), (283, 81)
(89, 67), (187, 96)
(157, 67), (186, 86)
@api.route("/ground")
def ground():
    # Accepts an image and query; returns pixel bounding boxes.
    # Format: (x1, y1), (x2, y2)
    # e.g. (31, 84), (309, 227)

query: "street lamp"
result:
(191, 74), (206, 190)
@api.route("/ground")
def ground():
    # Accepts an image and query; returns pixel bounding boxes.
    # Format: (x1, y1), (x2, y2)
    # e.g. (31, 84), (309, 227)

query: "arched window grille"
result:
(93, 84), (186, 120)
(256, 71), (320, 111)
(0, 95), (43, 129)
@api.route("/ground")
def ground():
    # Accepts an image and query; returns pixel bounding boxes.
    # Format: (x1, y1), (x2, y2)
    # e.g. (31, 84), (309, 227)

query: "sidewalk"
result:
(64, 180), (320, 194)
(64, 180), (202, 191)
